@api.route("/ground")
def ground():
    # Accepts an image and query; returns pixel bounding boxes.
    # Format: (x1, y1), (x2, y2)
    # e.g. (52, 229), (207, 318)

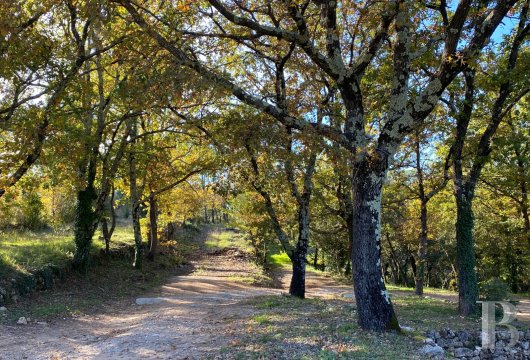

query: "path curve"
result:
(0, 238), (282, 359)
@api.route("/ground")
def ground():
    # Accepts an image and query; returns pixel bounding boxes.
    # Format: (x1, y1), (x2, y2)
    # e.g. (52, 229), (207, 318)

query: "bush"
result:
(19, 192), (45, 230)
(479, 277), (512, 301)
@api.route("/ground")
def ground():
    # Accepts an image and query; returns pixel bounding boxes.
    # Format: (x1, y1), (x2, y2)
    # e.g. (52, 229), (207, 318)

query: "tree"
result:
(116, 0), (519, 330)
(0, 1), (123, 199)
(444, 3), (530, 313)
(396, 128), (451, 295)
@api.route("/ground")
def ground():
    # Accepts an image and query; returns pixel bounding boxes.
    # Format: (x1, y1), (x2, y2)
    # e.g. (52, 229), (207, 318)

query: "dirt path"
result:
(0, 231), (281, 359)
(1, 228), (528, 359)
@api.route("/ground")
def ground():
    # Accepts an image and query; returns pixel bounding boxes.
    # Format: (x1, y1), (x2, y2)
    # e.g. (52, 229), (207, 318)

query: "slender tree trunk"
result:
(101, 188), (116, 254)
(289, 200), (310, 298)
(147, 195), (158, 261)
(416, 200), (428, 295)
(313, 247), (319, 268)
(128, 121), (143, 269)
(102, 218), (110, 254)
(409, 254), (417, 283)
(385, 233), (408, 286)
(515, 149), (530, 246)
(352, 163), (399, 331)
(522, 202), (530, 246)
(455, 190), (479, 316)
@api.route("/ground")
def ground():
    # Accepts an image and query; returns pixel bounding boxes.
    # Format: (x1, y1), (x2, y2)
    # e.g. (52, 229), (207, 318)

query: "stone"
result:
(135, 297), (170, 305)
(427, 330), (440, 339)
(0, 306), (6, 311)
(454, 347), (474, 358)
(425, 337), (435, 344)
(495, 340), (506, 349)
(494, 346), (506, 357)
(17, 317), (27, 325)
(419, 344), (445, 359)
(437, 338), (449, 347)
(497, 331), (511, 341)
(457, 331), (472, 342)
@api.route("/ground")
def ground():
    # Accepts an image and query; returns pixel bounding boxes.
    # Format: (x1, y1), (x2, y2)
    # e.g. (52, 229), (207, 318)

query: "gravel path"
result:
(0, 228), (528, 359)
(0, 232), (281, 359)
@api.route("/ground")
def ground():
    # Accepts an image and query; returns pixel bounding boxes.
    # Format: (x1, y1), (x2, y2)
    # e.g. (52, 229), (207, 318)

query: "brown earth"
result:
(0, 229), (528, 359)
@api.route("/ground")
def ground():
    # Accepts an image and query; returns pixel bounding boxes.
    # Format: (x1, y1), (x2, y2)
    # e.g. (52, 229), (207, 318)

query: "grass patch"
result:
(0, 225), (201, 324)
(232, 295), (421, 359)
(0, 255), (186, 323)
(231, 292), (502, 358)
(0, 231), (75, 278)
(252, 314), (271, 324)
(267, 252), (291, 268)
(387, 284), (457, 296)
(0, 226), (138, 279)
(204, 227), (249, 251)
(516, 292), (530, 299)
(392, 295), (479, 331)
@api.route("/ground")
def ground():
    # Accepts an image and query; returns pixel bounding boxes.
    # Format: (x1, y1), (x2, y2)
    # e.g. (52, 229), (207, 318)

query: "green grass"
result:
(267, 252), (291, 268)
(227, 292), (497, 359)
(252, 314), (271, 324)
(204, 227), (250, 252)
(387, 284), (457, 296)
(0, 225), (201, 324)
(95, 225), (135, 249)
(0, 231), (75, 277)
(516, 291), (530, 299)
(392, 295), (480, 331)
(0, 226), (136, 279)
(265, 243), (324, 275)
(232, 295), (423, 359)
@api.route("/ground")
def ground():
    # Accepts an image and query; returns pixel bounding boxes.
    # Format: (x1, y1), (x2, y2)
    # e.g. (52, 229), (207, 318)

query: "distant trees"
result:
(117, 0), (523, 330)
(1, 0), (529, 333)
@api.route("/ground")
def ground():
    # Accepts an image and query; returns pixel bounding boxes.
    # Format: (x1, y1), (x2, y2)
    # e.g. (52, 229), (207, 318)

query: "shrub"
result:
(479, 277), (512, 301)
(19, 192), (45, 230)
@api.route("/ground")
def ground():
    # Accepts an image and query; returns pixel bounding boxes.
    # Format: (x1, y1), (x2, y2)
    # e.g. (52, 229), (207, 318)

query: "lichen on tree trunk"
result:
(351, 161), (399, 331)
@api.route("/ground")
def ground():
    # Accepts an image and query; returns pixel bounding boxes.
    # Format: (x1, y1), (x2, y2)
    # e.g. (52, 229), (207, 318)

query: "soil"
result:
(0, 228), (528, 359)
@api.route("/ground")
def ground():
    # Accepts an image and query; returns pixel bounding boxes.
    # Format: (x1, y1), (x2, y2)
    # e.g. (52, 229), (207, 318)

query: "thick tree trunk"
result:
(289, 200), (310, 298)
(72, 185), (97, 272)
(455, 191), (479, 316)
(147, 195), (158, 261)
(415, 201), (428, 296)
(352, 163), (399, 331)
